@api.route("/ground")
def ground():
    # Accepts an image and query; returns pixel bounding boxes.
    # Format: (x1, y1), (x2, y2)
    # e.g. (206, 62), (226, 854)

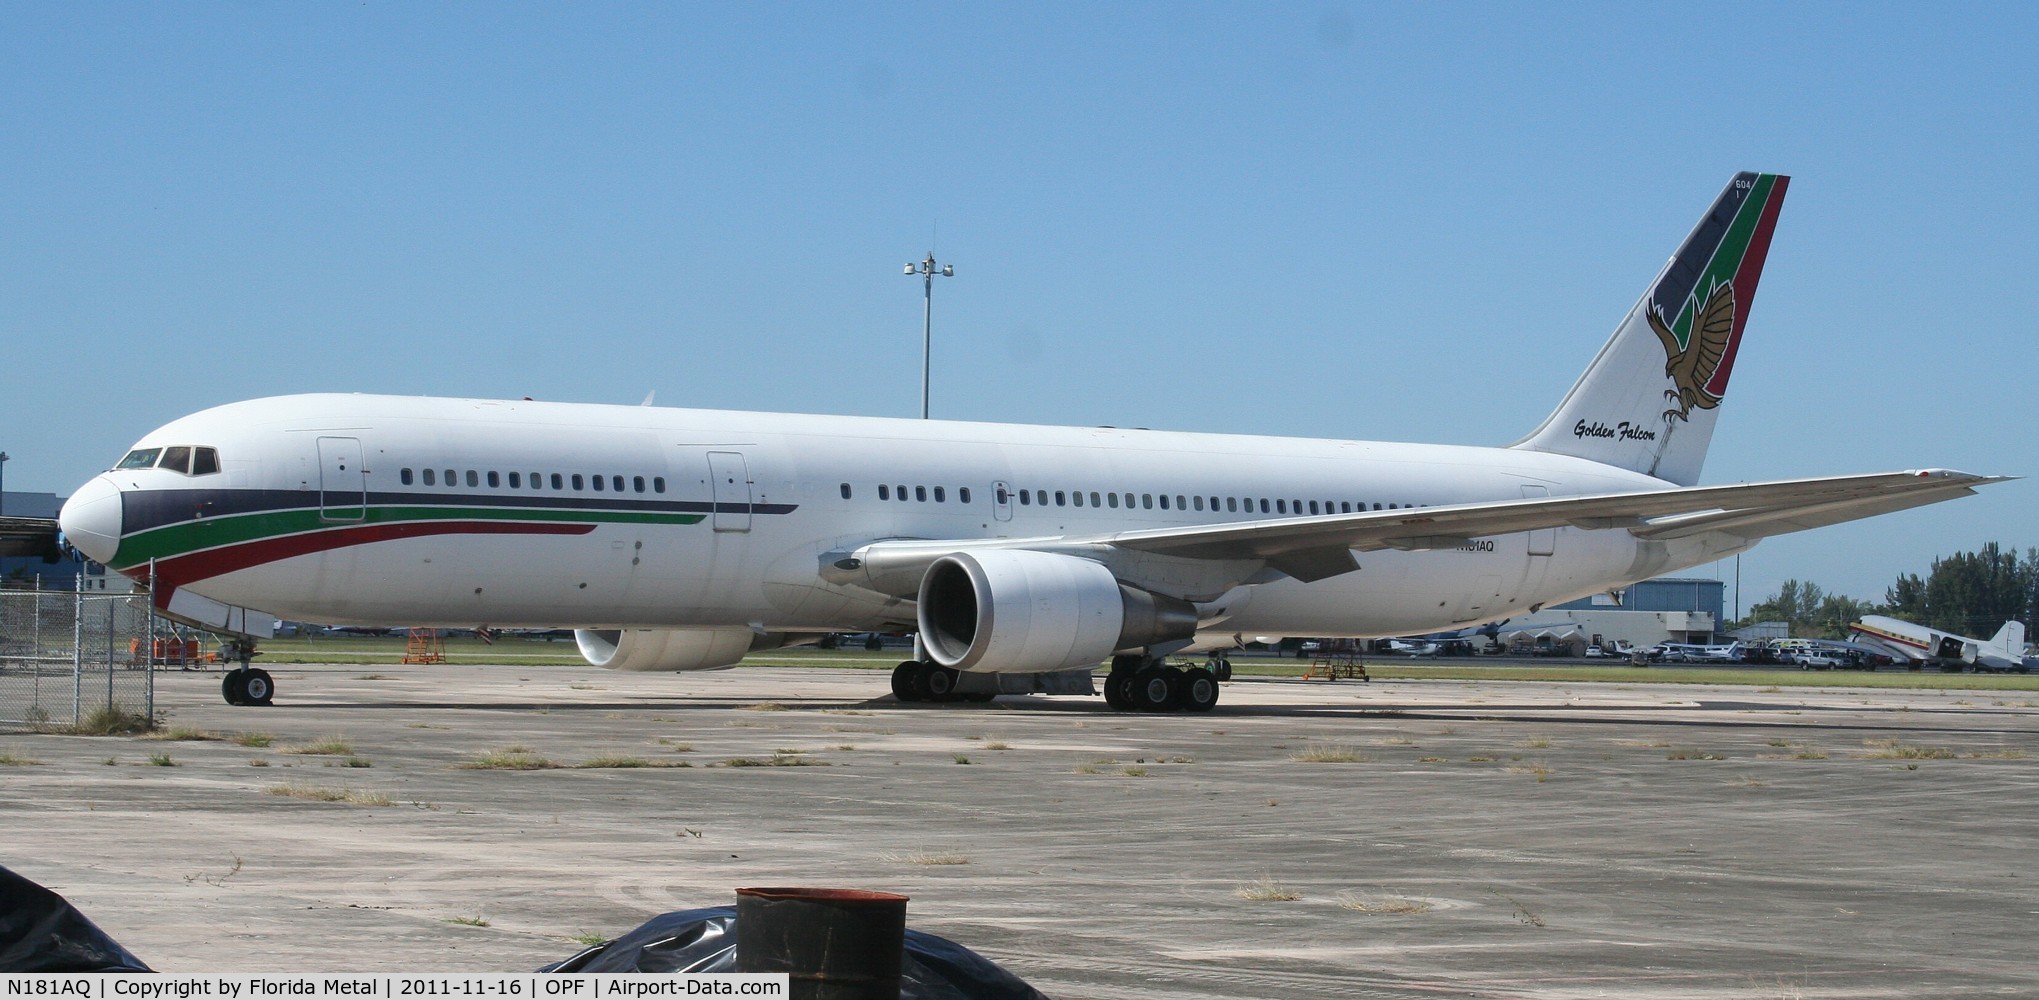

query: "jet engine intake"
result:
(916, 549), (1197, 673)
(575, 627), (759, 672)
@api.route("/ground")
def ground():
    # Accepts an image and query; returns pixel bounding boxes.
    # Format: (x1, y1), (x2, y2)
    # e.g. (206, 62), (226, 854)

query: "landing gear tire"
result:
(1104, 671), (1135, 711)
(1131, 665), (1179, 712)
(890, 661), (925, 702)
(222, 667), (273, 706)
(919, 663), (962, 703)
(1103, 654), (1141, 711)
(1179, 667), (1220, 712)
(1212, 656), (1233, 682)
(242, 668), (274, 706)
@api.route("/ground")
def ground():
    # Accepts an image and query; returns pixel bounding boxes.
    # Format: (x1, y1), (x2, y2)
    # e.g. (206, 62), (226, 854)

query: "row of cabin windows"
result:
(1003, 490), (1419, 514)
(838, 482), (1417, 515)
(841, 483), (975, 504)
(398, 468), (667, 494)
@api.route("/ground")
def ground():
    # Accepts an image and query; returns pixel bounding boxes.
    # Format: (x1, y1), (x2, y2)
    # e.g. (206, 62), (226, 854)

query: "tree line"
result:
(1731, 543), (2038, 640)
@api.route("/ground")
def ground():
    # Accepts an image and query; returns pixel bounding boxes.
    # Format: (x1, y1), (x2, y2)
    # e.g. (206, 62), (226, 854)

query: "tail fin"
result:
(1511, 172), (1789, 485)
(1987, 621), (2026, 656)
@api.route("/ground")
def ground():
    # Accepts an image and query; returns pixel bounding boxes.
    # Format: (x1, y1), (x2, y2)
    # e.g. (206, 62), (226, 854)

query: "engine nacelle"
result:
(916, 549), (1198, 673)
(575, 627), (756, 672)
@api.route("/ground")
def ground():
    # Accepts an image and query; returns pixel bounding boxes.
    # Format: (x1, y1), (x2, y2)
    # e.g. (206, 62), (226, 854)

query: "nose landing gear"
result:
(217, 639), (272, 706)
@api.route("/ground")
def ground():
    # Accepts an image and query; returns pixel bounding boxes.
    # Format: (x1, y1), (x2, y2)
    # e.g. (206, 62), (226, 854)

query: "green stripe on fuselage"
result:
(111, 504), (706, 570)
(1668, 173), (1777, 349)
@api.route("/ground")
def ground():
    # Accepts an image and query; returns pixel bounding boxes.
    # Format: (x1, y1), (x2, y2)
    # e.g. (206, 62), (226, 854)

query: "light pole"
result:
(903, 254), (954, 419)
(0, 451), (9, 516)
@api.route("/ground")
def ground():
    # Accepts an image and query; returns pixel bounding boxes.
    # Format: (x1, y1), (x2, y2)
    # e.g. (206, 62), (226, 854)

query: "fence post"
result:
(146, 561), (157, 719)
(72, 582), (83, 727)
(104, 589), (115, 710)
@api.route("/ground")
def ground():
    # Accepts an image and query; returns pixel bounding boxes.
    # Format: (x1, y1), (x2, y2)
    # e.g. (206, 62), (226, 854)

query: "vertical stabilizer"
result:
(1511, 173), (1789, 485)
(1987, 621), (2026, 657)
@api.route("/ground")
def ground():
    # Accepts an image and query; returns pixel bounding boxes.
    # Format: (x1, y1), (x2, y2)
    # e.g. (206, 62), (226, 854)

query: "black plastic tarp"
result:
(0, 865), (152, 973)
(540, 906), (1045, 1000)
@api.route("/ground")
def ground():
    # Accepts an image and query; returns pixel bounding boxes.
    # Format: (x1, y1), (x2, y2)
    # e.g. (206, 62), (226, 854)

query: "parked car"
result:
(1794, 650), (1847, 670)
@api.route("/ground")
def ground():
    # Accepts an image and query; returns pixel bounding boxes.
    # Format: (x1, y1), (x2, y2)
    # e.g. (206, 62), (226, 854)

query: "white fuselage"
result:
(89, 393), (1746, 640)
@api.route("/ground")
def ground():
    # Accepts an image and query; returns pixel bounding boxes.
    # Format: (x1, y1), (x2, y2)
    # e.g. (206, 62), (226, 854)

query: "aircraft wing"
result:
(1106, 469), (2004, 582)
(0, 516), (63, 562)
(830, 469), (2006, 596)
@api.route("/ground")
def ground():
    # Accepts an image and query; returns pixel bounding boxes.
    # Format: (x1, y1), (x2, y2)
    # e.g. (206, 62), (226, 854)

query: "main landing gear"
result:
(1103, 654), (1221, 713)
(890, 661), (997, 704)
(219, 638), (272, 706)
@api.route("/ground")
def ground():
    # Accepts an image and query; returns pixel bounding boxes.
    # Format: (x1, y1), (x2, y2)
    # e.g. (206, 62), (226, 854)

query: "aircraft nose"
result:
(59, 475), (124, 565)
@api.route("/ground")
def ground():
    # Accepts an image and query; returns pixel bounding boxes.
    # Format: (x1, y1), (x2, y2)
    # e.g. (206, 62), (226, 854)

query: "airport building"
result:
(1495, 577), (1726, 654)
(0, 490), (119, 592)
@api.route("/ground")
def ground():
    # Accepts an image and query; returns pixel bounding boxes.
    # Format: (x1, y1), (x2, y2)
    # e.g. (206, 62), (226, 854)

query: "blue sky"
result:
(2, 3), (2032, 607)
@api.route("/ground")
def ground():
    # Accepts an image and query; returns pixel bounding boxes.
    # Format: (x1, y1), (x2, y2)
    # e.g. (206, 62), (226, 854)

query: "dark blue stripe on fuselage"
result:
(121, 488), (798, 535)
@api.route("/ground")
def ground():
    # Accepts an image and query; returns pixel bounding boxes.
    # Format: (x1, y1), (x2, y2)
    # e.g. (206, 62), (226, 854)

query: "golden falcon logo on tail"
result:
(1647, 280), (1736, 423)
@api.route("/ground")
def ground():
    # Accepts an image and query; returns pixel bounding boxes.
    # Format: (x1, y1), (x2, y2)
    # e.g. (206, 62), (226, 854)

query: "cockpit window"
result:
(113, 445), (223, 476)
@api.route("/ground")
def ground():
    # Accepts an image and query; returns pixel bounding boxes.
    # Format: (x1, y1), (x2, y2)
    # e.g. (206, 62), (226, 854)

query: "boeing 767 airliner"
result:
(52, 173), (2006, 710)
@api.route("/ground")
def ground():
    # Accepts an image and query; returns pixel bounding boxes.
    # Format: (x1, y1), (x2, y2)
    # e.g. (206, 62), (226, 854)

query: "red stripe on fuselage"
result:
(1706, 176), (1789, 398)
(148, 520), (597, 592)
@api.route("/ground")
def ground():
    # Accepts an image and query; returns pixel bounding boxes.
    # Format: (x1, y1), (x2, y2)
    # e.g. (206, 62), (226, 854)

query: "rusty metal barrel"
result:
(733, 887), (910, 999)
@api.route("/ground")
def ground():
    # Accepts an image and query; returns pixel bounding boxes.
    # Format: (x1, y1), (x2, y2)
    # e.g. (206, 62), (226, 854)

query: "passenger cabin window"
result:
(654, 477), (666, 493)
(1054, 490), (1064, 506)
(613, 475), (624, 492)
(1090, 492), (1101, 507)
(879, 485), (891, 501)
(840, 483), (853, 499)
(401, 469), (414, 485)
(530, 472), (542, 490)
(958, 487), (970, 503)
(551, 473), (564, 490)
(1018, 490), (1030, 506)
(591, 475), (604, 492)
(634, 476), (646, 493)
(916, 486), (927, 502)
(487, 471), (500, 488)
(466, 470), (479, 488)
(934, 487), (946, 502)
(572, 474), (584, 490)
(423, 469), (436, 486)
(508, 472), (520, 488)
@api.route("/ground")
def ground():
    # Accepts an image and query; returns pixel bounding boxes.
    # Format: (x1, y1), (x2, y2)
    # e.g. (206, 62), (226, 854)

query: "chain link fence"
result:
(0, 587), (157, 732)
